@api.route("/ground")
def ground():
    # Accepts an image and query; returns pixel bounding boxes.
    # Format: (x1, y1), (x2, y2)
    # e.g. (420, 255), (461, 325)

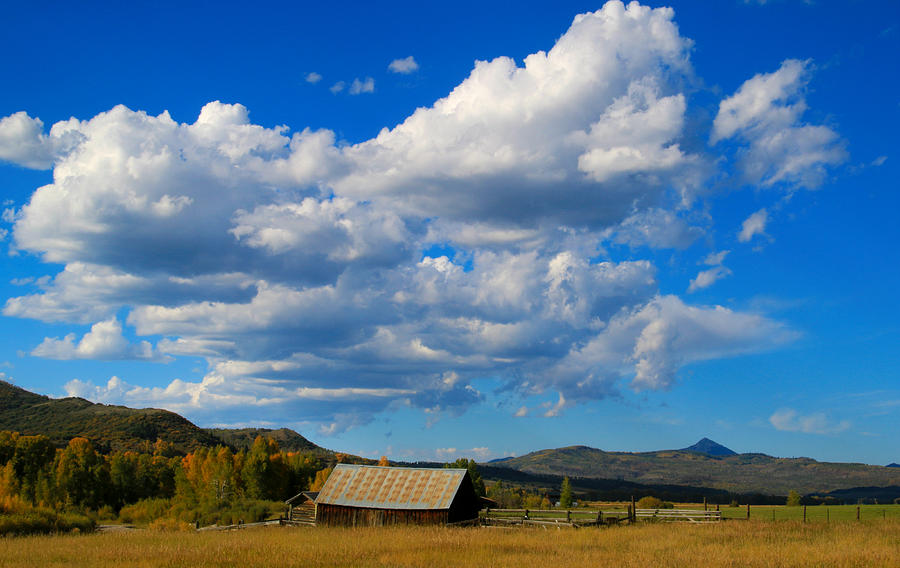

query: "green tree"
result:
(11, 435), (56, 504)
(55, 437), (109, 508)
(786, 490), (802, 507)
(559, 476), (573, 508)
(445, 458), (486, 497)
(241, 437), (288, 500)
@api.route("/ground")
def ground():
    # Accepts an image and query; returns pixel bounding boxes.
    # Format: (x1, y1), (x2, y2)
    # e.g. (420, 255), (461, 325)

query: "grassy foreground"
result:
(1, 521), (899, 567)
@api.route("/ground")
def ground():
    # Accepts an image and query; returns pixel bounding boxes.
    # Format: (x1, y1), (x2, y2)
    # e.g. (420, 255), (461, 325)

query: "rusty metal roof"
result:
(315, 464), (468, 510)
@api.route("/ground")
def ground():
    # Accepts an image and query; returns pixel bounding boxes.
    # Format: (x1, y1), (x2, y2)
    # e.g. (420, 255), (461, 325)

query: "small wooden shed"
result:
(285, 491), (318, 525)
(314, 464), (483, 527)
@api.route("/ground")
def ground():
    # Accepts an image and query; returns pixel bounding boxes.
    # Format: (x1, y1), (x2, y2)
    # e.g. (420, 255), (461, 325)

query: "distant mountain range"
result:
(489, 440), (900, 495)
(4, 380), (899, 499)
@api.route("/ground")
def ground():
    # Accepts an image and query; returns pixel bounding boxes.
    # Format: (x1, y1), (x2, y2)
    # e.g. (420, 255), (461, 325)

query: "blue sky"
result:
(0, 0), (898, 466)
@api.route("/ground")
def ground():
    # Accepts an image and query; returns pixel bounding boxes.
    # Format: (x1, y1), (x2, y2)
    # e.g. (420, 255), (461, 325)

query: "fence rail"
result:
(481, 507), (722, 527)
(481, 508), (631, 528)
(635, 509), (721, 523)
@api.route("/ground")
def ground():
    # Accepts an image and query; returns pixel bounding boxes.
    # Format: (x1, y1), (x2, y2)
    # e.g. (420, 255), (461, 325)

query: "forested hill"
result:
(0, 380), (224, 453)
(490, 444), (900, 496)
(204, 427), (323, 454)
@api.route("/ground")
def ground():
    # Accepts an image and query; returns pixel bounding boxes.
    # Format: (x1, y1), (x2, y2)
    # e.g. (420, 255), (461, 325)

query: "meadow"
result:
(1, 520), (899, 568)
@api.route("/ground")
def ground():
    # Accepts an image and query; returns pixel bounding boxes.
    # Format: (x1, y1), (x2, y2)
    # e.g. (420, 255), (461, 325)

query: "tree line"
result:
(0, 430), (335, 528)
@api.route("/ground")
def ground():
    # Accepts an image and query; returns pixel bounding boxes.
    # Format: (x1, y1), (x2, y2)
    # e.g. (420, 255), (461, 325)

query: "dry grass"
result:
(1, 521), (898, 567)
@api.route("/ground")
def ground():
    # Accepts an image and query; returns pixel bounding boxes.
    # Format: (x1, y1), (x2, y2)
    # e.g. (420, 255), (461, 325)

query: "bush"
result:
(635, 496), (674, 509)
(0, 507), (94, 536)
(119, 498), (173, 525)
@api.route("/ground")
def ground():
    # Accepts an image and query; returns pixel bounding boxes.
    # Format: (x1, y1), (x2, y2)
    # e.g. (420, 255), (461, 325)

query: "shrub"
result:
(0, 506), (94, 536)
(119, 498), (173, 525)
(636, 496), (663, 509)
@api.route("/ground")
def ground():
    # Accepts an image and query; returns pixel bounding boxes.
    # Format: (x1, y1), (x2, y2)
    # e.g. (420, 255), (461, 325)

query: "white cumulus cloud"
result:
(31, 318), (169, 361)
(713, 59), (847, 189)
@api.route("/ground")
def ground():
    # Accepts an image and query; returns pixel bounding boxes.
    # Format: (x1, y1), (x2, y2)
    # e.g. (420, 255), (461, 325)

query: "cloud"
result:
(611, 208), (703, 250)
(389, 56), (419, 74)
(330, 81), (345, 94)
(769, 408), (851, 434)
(542, 393), (568, 417)
(688, 266), (731, 293)
(550, 295), (796, 394)
(334, 2), (701, 231)
(31, 317), (170, 361)
(305, 72), (322, 84)
(688, 250), (731, 292)
(713, 59), (847, 190)
(0, 112), (70, 169)
(0, 2), (812, 433)
(738, 208), (768, 242)
(348, 77), (375, 95)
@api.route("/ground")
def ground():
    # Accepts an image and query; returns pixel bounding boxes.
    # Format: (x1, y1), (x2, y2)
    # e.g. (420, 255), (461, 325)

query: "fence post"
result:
(803, 506), (806, 523)
(566, 510), (571, 523)
(746, 503), (750, 520)
(826, 508), (829, 523)
(524, 509), (529, 520)
(631, 496), (636, 523)
(596, 510), (603, 526)
(856, 506), (860, 521)
(704, 497), (707, 511)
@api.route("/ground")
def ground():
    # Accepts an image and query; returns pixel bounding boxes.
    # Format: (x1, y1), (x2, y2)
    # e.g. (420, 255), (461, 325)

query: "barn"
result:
(313, 464), (485, 526)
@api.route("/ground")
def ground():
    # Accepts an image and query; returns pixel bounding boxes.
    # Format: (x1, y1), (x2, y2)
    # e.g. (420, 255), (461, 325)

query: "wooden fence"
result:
(481, 507), (721, 527)
(482, 508), (630, 528)
(635, 509), (721, 523)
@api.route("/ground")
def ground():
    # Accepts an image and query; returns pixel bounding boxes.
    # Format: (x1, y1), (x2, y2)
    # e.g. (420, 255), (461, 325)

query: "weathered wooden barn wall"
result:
(316, 504), (449, 527)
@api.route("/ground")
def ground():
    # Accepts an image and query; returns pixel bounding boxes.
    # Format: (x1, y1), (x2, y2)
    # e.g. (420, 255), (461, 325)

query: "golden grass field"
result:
(1, 520), (899, 567)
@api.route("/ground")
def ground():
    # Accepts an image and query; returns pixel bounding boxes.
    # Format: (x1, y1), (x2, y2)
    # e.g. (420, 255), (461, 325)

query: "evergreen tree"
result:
(445, 458), (486, 497)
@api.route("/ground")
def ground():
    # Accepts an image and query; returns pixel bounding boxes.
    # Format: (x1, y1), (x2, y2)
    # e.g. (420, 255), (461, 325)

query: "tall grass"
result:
(0, 521), (898, 567)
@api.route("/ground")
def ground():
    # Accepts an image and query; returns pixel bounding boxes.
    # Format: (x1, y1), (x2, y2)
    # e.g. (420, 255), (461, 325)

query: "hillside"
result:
(491, 442), (900, 495)
(204, 427), (323, 453)
(0, 380), (221, 453)
(0, 381), (370, 462)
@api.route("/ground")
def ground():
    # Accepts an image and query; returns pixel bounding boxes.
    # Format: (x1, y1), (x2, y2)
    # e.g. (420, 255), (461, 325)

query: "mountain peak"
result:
(682, 438), (736, 456)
